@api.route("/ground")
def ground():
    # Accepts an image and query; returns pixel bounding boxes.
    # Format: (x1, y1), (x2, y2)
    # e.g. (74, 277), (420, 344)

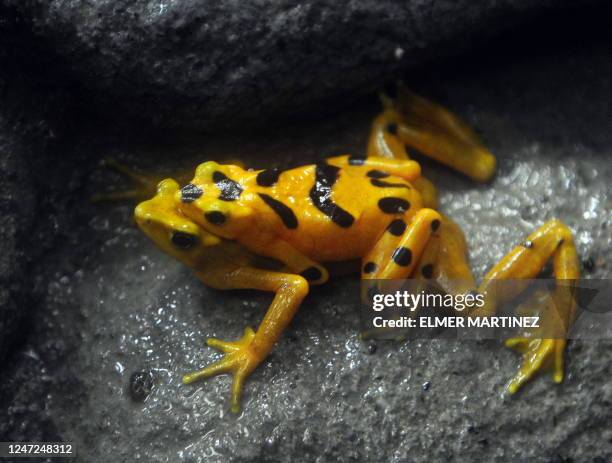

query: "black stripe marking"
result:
(258, 193), (298, 229)
(370, 178), (410, 189)
(309, 163), (355, 228)
(378, 197), (410, 214)
(300, 267), (322, 282)
(363, 262), (377, 274)
(392, 247), (412, 266)
(366, 170), (390, 179)
(180, 184), (203, 203)
(256, 168), (281, 187)
(213, 171), (243, 201)
(387, 219), (407, 236)
(421, 264), (434, 279)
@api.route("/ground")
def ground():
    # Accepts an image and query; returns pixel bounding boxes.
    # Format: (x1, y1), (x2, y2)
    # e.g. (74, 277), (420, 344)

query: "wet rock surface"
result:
(0, 114), (34, 361)
(1, 32), (611, 461)
(0, 67), (60, 362)
(2, 0), (599, 130)
(0, 46), (83, 364)
(1, 6), (612, 463)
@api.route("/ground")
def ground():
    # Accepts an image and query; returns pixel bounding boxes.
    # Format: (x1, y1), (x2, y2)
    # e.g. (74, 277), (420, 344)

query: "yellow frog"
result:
(131, 87), (580, 413)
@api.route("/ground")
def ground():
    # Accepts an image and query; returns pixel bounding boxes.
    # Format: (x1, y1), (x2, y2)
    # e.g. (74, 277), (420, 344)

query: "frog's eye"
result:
(204, 210), (227, 225)
(171, 231), (198, 249)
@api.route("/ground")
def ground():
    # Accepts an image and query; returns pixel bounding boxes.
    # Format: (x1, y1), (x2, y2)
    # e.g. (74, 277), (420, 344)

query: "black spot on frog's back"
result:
(180, 184), (203, 203)
(256, 168), (282, 187)
(370, 178), (410, 189)
(213, 171), (243, 201)
(378, 197), (410, 214)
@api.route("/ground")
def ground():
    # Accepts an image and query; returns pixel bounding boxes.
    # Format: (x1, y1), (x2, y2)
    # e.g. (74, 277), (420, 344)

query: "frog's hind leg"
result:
(362, 208), (442, 280)
(184, 266), (309, 413)
(370, 84), (496, 182)
(361, 105), (442, 208)
(397, 215), (475, 330)
(359, 207), (441, 339)
(360, 211), (471, 285)
(415, 216), (476, 296)
(326, 154), (421, 183)
(474, 219), (580, 393)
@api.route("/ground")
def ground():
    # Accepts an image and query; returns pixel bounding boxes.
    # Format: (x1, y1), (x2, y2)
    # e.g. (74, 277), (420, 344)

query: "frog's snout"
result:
(133, 201), (163, 242)
(134, 180), (223, 255)
(134, 202), (152, 228)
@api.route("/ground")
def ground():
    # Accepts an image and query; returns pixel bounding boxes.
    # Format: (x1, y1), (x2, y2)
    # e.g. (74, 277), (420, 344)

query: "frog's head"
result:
(174, 161), (253, 239)
(134, 178), (222, 267)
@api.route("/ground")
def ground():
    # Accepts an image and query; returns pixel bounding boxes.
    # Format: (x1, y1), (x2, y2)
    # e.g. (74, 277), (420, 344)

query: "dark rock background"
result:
(1, 1), (611, 461)
(0, 0), (599, 129)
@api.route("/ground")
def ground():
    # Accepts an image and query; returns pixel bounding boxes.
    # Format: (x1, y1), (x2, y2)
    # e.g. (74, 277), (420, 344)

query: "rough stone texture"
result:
(0, 91), (38, 361)
(1, 0), (600, 130)
(0, 33), (79, 363)
(2, 28), (611, 461)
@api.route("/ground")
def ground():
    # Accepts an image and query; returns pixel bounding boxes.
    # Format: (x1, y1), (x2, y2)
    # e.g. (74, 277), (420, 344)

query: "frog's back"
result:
(245, 161), (423, 261)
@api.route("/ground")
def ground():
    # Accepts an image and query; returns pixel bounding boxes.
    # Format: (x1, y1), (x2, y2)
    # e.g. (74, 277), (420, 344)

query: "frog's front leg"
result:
(96, 158), (253, 202)
(91, 159), (163, 201)
(246, 238), (329, 285)
(474, 220), (580, 393)
(183, 266), (309, 413)
(93, 159), (197, 202)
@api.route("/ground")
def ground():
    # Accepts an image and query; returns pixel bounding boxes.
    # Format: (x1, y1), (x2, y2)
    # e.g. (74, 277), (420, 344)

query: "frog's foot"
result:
(368, 83), (496, 182)
(92, 159), (164, 202)
(505, 337), (566, 394)
(182, 327), (261, 413)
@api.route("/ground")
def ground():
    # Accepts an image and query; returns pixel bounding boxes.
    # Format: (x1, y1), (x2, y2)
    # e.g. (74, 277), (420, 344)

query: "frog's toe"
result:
(505, 336), (531, 353)
(182, 327), (260, 413)
(505, 338), (565, 394)
(206, 327), (256, 353)
(92, 158), (162, 202)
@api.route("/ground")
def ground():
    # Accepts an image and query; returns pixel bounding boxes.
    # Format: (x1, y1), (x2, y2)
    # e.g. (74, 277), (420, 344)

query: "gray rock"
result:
(3, 0), (598, 130)
(0, 103), (37, 362)
(2, 31), (611, 461)
(0, 53), (78, 364)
